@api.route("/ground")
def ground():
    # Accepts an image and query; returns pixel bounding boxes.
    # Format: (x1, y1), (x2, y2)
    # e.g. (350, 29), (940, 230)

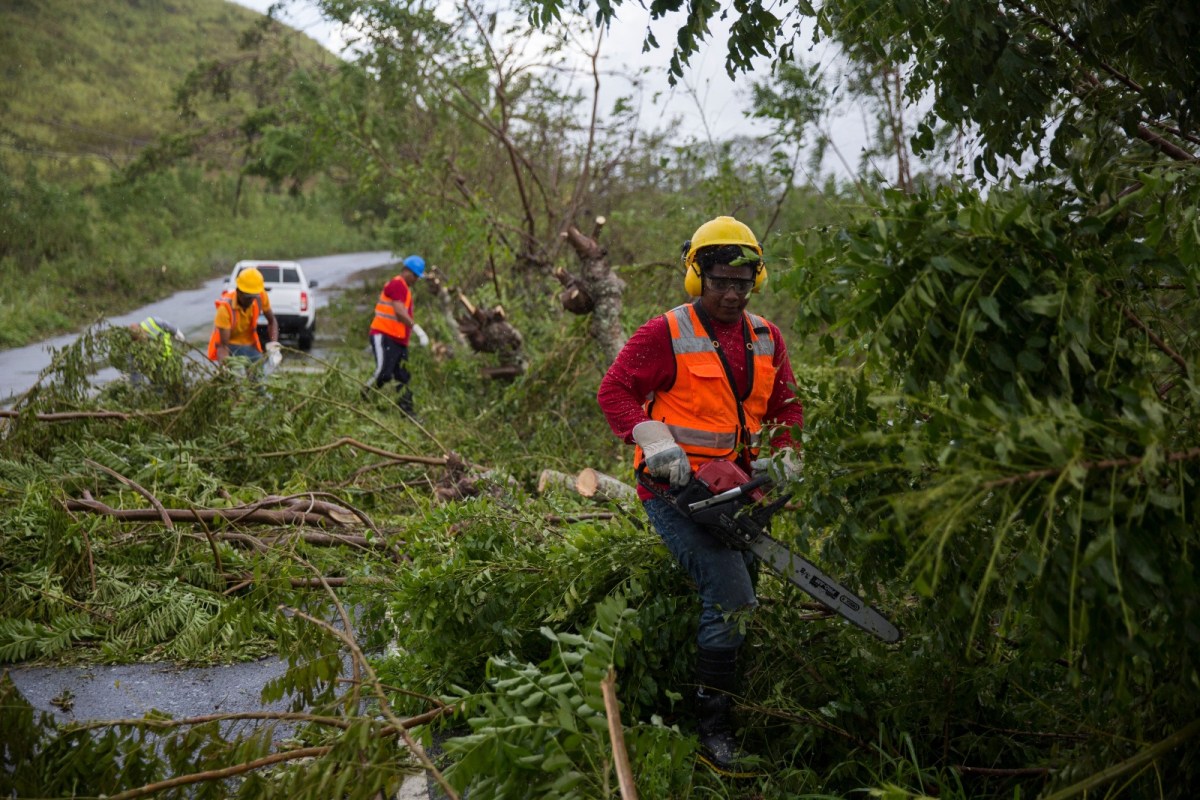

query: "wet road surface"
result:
(7, 657), (433, 798)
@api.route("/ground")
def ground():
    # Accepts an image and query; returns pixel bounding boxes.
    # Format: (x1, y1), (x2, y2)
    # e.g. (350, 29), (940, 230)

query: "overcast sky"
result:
(228, 0), (875, 182)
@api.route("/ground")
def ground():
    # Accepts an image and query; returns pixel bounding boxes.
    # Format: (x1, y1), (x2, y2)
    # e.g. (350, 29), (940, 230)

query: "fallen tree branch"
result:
(67, 710), (356, 734)
(275, 492), (382, 537)
(336, 458), (407, 488)
(105, 746), (333, 800)
(253, 437), (455, 466)
(65, 498), (335, 528)
(216, 531), (381, 550)
(601, 668), (638, 800)
(83, 458), (174, 531)
(201, 531), (268, 554)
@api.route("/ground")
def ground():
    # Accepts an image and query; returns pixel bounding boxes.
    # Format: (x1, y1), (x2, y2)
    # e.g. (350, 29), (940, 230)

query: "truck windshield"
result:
(238, 266), (300, 283)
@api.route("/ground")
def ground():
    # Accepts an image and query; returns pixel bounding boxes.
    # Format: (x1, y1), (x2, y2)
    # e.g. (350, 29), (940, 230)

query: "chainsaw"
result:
(640, 460), (901, 643)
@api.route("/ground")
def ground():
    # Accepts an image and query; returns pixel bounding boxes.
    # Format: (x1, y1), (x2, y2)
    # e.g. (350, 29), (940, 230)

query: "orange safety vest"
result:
(370, 275), (413, 342)
(207, 291), (262, 361)
(635, 303), (777, 472)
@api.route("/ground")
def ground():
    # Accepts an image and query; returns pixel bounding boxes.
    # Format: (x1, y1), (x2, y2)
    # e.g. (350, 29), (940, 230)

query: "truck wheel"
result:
(298, 327), (314, 352)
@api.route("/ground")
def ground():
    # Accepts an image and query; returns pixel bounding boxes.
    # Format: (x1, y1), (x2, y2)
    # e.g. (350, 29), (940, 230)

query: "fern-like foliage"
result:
(0, 613), (95, 663)
(442, 594), (699, 797)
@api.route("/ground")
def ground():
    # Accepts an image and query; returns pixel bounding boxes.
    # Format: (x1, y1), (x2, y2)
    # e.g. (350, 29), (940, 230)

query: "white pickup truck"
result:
(226, 260), (318, 351)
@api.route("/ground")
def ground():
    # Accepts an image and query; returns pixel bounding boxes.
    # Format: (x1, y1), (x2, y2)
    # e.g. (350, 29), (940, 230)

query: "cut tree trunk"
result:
(576, 469), (638, 502)
(537, 469), (579, 494)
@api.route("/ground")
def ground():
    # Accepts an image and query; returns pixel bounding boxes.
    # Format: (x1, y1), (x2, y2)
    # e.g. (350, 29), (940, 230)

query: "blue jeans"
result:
(644, 498), (758, 651)
(227, 344), (262, 362)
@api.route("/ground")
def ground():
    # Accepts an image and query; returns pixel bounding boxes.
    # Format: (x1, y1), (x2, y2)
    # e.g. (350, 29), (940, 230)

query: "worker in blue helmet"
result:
(366, 255), (426, 415)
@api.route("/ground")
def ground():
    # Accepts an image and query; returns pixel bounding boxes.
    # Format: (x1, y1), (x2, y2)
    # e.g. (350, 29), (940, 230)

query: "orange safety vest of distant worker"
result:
(207, 290), (266, 360)
(370, 275), (414, 342)
(634, 303), (778, 472)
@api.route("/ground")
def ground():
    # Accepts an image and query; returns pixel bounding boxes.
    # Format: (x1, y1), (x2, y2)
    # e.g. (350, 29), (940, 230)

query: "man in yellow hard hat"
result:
(597, 216), (804, 772)
(207, 266), (280, 364)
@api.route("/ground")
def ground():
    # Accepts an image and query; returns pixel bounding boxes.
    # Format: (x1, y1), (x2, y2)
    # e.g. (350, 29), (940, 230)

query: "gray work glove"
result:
(411, 324), (429, 347)
(265, 341), (283, 368)
(750, 448), (803, 484)
(632, 420), (692, 488)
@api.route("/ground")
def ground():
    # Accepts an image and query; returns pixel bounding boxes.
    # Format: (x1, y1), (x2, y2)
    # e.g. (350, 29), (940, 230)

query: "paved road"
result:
(0, 250), (395, 404)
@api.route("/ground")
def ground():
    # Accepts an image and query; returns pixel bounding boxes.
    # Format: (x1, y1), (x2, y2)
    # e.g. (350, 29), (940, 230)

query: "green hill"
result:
(0, 0), (336, 181)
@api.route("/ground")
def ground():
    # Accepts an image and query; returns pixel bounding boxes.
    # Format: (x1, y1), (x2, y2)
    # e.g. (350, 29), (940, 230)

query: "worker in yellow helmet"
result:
(207, 266), (280, 365)
(597, 216), (804, 772)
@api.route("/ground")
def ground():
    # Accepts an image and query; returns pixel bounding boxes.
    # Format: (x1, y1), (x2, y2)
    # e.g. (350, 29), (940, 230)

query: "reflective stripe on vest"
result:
(371, 275), (412, 341)
(635, 303), (777, 472)
(140, 317), (172, 357)
(206, 292), (261, 361)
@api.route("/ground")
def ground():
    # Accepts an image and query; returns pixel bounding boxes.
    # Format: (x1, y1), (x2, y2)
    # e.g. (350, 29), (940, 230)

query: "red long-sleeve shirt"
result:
(598, 307), (804, 498)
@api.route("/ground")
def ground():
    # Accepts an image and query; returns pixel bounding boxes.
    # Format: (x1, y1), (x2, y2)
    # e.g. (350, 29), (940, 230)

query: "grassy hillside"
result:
(0, 0), (336, 182)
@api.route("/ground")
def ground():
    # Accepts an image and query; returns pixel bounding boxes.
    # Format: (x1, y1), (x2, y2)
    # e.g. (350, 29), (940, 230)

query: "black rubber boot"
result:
(696, 689), (743, 770)
(694, 647), (748, 771)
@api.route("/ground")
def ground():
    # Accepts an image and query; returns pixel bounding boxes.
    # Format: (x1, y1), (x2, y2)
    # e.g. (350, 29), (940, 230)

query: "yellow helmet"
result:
(682, 216), (766, 297)
(236, 267), (265, 295)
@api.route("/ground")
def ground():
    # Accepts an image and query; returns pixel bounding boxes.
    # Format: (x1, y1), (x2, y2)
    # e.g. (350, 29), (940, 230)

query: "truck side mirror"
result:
(309, 279), (319, 288)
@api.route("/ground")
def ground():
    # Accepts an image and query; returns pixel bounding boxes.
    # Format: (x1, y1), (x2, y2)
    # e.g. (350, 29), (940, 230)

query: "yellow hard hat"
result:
(683, 216), (766, 297)
(236, 267), (265, 295)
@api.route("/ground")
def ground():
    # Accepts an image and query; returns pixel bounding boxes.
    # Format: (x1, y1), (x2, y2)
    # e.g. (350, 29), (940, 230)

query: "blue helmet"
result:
(403, 255), (426, 278)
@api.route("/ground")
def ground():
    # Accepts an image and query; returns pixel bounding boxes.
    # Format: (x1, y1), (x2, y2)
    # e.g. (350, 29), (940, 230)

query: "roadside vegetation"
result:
(0, 167), (377, 348)
(1, 0), (1199, 798)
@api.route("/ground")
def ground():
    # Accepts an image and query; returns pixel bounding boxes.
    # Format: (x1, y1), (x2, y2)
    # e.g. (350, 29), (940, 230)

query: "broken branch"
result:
(65, 498), (335, 528)
(601, 668), (638, 800)
(252, 437), (460, 467)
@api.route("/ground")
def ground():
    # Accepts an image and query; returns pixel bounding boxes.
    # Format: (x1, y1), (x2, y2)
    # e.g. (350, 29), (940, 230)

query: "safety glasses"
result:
(704, 276), (755, 296)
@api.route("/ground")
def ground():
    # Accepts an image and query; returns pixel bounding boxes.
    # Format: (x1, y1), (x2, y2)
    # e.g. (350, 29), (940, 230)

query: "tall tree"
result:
(308, 0), (643, 361)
